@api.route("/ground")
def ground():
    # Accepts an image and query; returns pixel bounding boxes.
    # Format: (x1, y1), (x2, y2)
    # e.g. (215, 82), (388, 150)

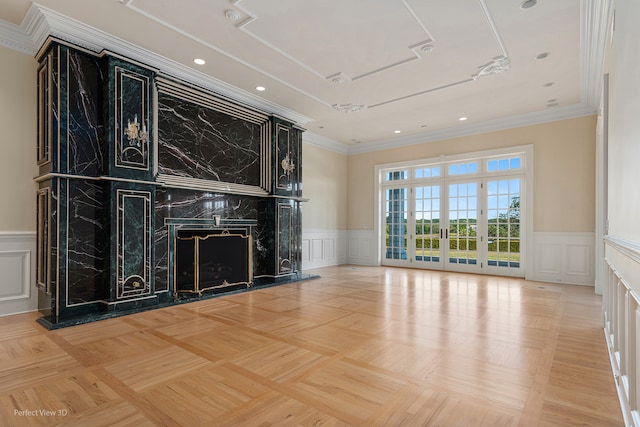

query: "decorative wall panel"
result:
(273, 120), (302, 196)
(531, 232), (595, 285)
(0, 250), (30, 301)
(37, 53), (51, 167)
(301, 229), (348, 270)
(116, 189), (152, 299)
(278, 203), (293, 273)
(0, 232), (38, 317)
(115, 67), (150, 171)
(36, 187), (51, 291)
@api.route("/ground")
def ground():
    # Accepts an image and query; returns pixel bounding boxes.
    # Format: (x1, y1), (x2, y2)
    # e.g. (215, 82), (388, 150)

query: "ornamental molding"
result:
(332, 103), (367, 113)
(471, 55), (511, 80)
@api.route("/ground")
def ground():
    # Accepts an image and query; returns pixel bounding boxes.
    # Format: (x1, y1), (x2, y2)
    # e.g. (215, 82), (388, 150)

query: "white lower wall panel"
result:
(301, 229), (347, 270)
(346, 229), (376, 266)
(0, 232), (37, 316)
(530, 232), (595, 285)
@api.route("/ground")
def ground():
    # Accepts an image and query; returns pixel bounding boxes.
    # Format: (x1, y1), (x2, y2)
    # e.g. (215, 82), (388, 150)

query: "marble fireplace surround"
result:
(35, 40), (311, 328)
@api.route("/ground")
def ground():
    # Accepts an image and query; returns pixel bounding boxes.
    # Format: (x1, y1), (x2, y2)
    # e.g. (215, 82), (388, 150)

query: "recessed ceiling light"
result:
(459, 117), (468, 121)
(255, 86), (266, 92)
(547, 98), (558, 103)
(547, 102), (559, 107)
(193, 58), (205, 65)
(394, 130), (402, 134)
(543, 82), (555, 87)
(520, 0), (537, 9)
(536, 52), (549, 60)
(421, 125), (428, 128)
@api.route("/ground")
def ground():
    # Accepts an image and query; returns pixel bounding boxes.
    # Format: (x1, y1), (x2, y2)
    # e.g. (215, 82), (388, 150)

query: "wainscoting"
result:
(530, 232), (595, 286)
(301, 229), (348, 270)
(337, 230), (596, 286)
(0, 232), (37, 316)
(346, 229), (377, 266)
(604, 236), (640, 427)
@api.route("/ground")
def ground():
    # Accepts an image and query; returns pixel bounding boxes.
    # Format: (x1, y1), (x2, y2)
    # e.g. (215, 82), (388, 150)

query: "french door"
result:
(382, 156), (524, 277)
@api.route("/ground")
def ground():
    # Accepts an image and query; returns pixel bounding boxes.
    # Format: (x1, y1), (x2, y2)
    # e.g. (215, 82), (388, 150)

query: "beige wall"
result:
(0, 46), (38, 231)
(347, 115), (596, 233)
(301, 142), (348, 230)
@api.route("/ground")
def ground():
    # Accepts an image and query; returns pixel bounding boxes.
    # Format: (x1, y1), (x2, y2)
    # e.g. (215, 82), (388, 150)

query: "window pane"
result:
(385, 170), (408, 181)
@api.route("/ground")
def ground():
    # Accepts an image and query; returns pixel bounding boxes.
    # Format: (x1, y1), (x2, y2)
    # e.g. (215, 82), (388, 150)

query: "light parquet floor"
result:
(0, 266), (623, 426)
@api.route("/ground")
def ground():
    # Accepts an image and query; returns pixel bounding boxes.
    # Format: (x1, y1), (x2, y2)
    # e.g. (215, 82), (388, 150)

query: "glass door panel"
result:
(384, 186), (408, 265)
(486, 178), (522, 274)
(414, 185), (443, 268)
(446, 182), (479, 272)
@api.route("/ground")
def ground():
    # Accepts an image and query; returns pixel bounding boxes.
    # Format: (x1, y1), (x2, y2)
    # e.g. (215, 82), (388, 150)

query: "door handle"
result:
(446, 229), (448, 239)
(440, 229), (443, 239)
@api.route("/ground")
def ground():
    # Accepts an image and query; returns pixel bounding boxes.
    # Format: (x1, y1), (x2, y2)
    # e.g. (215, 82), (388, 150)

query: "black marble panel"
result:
(157, 93), (261, 186)
(115, 67), (150, 170)
(278, 203), (293, 273)
(117, 189), (152, 298)
(67, 51), (103, 176)
(50, 47), (61, 173)
(66, 180), (107, 304)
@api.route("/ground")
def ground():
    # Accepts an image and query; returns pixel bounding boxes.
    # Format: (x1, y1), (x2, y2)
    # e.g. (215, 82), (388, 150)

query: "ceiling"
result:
(0, 0), (609, 153)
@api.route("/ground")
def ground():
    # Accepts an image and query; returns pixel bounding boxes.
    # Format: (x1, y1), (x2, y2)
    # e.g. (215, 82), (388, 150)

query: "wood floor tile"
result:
(344, 338), (439, 380)
(52, 319), (139, 346)
(426, 353), (534, 412)
(103, 346), (211, 392)
(61, 330), (171, 367)
(0, 369), (121, 425)
(213, 391), (351, 427)
(176, 325), (277, 360)
(230, 340), (328, 383)
(288, 358), (407, 423)
(285, 323), (372, 355)
(141, 363), (271, 425)
(51, 399), (156, 427)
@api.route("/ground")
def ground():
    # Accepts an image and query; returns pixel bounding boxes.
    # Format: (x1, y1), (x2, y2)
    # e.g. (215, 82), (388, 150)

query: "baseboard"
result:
(0, 231), (38, 316)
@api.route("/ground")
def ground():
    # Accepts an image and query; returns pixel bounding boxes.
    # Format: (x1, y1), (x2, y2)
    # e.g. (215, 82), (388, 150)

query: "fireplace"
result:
(175, 229), (252, 294)
(35, 39), (306, 327)
(166, 218), (256, 297)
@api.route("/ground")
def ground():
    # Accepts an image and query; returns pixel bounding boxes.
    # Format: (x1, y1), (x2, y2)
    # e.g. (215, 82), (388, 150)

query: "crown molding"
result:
(347, 103), (596, 155)
(302, 132), (349, 155)
(580, 0), (613, 109)
(0, 18), (36, 54)
(18, 3), (314, 127)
